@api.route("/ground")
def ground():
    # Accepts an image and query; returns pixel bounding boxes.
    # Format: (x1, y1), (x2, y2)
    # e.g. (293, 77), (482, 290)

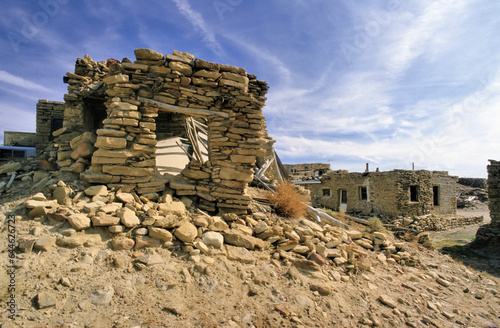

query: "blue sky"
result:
(1, 0), (499, 178)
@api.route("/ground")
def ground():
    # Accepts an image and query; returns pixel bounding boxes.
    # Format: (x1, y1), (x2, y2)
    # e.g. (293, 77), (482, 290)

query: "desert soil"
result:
(0, 197), (499, 328)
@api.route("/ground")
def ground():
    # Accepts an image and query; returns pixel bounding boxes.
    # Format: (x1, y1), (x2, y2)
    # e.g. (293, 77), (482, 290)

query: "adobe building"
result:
(284, 163), (330, 180)
(49, 48), (274, 213)
(299, 169), (457, 218)
(474, 160), (500, 246)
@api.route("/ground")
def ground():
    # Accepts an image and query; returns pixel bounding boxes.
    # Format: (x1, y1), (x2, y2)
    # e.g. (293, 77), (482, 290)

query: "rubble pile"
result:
(15, 181), (421, 272)
(1, 177), (499, 327)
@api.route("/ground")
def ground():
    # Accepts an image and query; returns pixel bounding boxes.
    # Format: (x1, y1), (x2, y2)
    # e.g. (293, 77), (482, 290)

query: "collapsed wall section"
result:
(52, 49), (273, 213)
(474, 160), (500, 246)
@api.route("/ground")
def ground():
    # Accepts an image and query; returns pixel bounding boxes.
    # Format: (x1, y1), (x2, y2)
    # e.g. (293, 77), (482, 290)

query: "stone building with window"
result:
(298, 169), (457, 218)
(284, 163), (330, 180)
(46, 48), (274, 214)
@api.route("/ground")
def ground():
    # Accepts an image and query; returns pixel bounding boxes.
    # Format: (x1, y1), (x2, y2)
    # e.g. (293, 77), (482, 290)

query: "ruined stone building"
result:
(284, 163), (331, 180)
(36, 100), (64, 154)
(298, 169), (457, 218)
(475, 160), (500, 246)
(45, 48), (274, 214)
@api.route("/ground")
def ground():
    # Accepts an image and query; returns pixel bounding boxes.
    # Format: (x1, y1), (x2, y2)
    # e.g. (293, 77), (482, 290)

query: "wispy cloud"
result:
(171, 0), (224, 57)
(383, 0), (469, 77)
(0, 71), (52, 93)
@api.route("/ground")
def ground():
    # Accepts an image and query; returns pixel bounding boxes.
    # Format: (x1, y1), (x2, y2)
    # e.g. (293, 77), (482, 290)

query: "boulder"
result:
(174, 221), (198, 242)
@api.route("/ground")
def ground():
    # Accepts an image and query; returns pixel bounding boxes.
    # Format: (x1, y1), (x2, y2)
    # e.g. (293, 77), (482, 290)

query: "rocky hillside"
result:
(0, 166), (499, 327)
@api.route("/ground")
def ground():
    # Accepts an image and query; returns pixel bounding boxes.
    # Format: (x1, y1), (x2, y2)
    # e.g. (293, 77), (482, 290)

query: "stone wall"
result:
(303, 169), (457, 218)
(52, 49), (273, 214)
(284, 163), (330, 179)
(3, 131), (36, 147)
(474, 160), (500, 246)
(35, 100), (64, 154)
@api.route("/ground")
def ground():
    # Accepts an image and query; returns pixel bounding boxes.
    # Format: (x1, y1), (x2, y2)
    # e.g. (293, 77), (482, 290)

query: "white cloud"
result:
(0, 70), (52, 93)
(171, 0), (224, 57)
(383, 0), (469, 77)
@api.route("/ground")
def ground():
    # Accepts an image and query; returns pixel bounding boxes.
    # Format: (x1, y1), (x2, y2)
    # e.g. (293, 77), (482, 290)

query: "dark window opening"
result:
(359, 186), (368, 200)
(433, 186), (439, 206)
(0, 149), (26, 159)
(49, 117), (64, 141)
(410, 185), (419, 202)
(82, 98), (107, 132)
(340, 189), (347, 203)
(322, 189), (331, 197)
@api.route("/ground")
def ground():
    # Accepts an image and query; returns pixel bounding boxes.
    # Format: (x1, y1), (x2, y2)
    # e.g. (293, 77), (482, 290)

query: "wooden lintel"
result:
(138, 96), (229, 118)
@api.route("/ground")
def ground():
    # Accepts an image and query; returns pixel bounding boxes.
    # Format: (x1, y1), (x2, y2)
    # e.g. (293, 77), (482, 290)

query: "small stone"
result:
(60, 277), (71, 287)
(37, 292), (56, 309)
(31, 192), (47, 201)
(90, 288), (114, 305)
(108, 225), (125, 233)
(116, 192), (135, 204)
(68, 213), (91, 230)
(310, 283), (332, 296)
(117, 207), (140, 227)
(275, 304), (292, 317)
(148, 227), (173, 242)
(174, 221), (198, 242)
(436, 277), (451, 287)
(84, 185), (108, 196)
(378, 294), (397, 309)
(134, 228), (148, 236)
(208, 216), (229, 231)
(34, 235), (56, 251)
(308, 253), (326, 266)
(346, 230), (363, 240)
(111, 238), (135, 250)
(137, 252), (164, 266)
(203, 231), (224, 248)
(52, 186), (71, 205)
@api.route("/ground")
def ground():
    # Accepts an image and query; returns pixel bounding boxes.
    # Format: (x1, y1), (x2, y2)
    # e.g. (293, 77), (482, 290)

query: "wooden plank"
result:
(138, 96), (229, 118)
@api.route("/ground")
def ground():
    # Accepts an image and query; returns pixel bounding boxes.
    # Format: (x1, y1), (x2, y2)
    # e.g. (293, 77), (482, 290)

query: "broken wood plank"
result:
(138, 96), (229, 118)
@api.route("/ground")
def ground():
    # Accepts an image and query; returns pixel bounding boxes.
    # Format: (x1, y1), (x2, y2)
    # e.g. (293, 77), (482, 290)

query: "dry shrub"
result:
(367, 217), (385, 233)
(266, 182), (307, 218)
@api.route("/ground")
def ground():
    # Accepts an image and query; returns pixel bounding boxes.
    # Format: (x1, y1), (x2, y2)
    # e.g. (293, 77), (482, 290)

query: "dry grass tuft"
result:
(367, 217), (385, 233)
(266, 182), (307, 218)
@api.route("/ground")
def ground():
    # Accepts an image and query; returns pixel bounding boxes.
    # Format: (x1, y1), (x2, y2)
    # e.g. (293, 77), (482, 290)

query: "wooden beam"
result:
(138, 96), (229, 118)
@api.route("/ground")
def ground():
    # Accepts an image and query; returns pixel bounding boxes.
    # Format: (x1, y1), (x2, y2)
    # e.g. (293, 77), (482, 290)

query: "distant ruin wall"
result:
(474, 160), (500, 246)
(4, 131), (36, 147)
(36, 100), (64, 154)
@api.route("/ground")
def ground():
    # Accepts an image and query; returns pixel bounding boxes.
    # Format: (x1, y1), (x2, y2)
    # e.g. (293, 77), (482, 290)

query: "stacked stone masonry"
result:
(301, 169), (457, 218)
(36, 100), (65, 154)
(52, 49), (273, 214)
(475, 160), (500, 246)
(284, 163), (331, 180)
